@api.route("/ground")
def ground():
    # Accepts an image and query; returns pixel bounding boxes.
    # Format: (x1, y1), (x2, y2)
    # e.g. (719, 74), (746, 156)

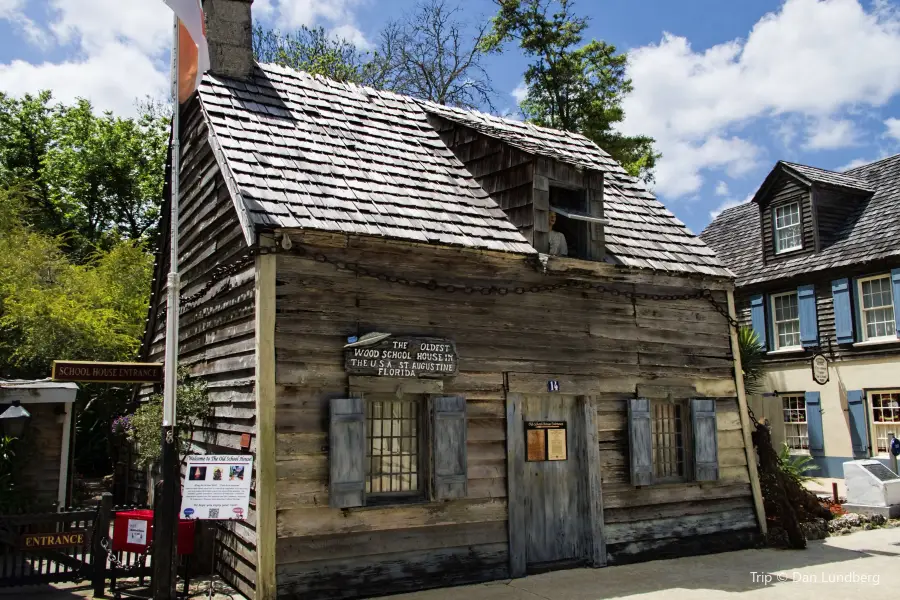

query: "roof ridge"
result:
(842, 152), (900, 174)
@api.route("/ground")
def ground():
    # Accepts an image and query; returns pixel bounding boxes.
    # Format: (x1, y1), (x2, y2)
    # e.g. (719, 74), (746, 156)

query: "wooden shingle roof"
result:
(701, 154), (900, 287)
(198, 63), (730, 276)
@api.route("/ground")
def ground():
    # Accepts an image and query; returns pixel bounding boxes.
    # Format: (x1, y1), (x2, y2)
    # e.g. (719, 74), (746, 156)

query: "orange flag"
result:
(164, 0), (209, 103)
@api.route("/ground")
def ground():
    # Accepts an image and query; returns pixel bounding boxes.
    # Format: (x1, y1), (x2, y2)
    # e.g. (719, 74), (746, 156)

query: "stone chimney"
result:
(203, 0), (255, 80)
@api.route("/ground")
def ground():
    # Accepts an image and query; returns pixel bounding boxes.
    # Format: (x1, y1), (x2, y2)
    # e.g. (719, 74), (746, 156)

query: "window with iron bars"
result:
(650, 400), (687, 482)
(365, 396), (424, 500)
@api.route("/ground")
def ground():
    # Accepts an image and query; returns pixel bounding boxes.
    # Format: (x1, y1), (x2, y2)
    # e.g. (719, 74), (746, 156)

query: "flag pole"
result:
(153, 12), (182, 600)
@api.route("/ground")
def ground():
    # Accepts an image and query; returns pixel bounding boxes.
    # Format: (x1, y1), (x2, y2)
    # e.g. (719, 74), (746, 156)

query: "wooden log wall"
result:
(140, 99), (258, 599)
(273, 231), (757, 599)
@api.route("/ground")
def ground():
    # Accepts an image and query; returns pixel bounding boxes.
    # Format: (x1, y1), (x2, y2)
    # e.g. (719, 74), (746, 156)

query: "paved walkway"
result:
(383, 527), (900, 600)
(5, 527), (898, 600)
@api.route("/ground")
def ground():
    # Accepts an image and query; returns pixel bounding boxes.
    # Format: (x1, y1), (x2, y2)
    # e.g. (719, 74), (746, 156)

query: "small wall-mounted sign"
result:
(525, 421), (568, 461)
(547, 380), (560, 392)
(344, 334), (458, 378)
(21, 531), (88, 549)
(811, 354), (829, 385)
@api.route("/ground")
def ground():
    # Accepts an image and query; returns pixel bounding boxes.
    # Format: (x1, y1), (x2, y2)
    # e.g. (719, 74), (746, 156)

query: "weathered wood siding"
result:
(428, 115), (535, 244)
(19, 403), (64, 508)
(737, 257), (900, 364)
(140, 99), (258, 598)
(813, 186), (869, 250)
(273, 231), (756, 598)
(760, 174), (814, 263)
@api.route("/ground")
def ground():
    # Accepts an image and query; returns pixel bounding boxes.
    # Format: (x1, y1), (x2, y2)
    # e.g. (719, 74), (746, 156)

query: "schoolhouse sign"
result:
(344, 335), (458, 378)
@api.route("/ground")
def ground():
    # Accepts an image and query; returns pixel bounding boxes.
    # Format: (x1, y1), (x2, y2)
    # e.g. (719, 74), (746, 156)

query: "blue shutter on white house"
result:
(798, 285), (818, 348)
(750, 294), (767, 350)
(892, 268), (900, 338)
(846, 390), (868, 457)
(831, 279), (855, 344)
(805, 392), (824, 454)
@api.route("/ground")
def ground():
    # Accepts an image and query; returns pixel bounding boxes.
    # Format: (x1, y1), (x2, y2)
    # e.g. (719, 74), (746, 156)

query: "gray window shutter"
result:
(691, 398), (719, 481)
(329, 397), (366, 508)
(432, 395), (468, 500)
(628, 398), (653, 486)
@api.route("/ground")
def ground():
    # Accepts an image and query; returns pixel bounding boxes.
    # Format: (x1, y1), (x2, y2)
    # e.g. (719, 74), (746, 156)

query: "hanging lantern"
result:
(0, 400), (31, 438)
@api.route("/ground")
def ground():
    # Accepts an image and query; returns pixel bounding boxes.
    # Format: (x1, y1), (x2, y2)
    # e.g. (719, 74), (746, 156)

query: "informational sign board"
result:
(525, 421), (568, 461)
(51, 360), (163, 383)
(21, 531), (87, 549)
(344, 336), (458, 378)
(181, 455), (253, 520)
(810, 354), (829, 385)
(127, 519), (148, 546)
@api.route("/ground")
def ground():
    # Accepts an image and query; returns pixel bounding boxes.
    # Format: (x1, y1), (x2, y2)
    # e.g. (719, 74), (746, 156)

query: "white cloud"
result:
(803, 117), (859, 150)
(274, 0), (369, 46)
(709, 193), (754, 220)
(0, 0), (48, 45)
(0, 43), (168, 116)
(838, 157), (872, 171)
(330, 23), (370, 50)
(512, 81), (527, 104)
(886, 117), (900, 141)
(714, 181), (729, 196)
(621, 0), (900, 198)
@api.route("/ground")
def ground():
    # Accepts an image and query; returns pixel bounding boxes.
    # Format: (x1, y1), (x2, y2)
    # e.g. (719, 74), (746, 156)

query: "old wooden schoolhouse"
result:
(137, 1), (767, 598)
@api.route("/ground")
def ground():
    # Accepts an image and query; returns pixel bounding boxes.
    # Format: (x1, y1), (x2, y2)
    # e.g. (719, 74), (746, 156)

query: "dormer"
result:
(751, 161), (874, 264)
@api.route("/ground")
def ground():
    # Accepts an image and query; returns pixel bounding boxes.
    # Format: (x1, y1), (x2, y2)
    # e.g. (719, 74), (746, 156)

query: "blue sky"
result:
(2, 0), (900, 235)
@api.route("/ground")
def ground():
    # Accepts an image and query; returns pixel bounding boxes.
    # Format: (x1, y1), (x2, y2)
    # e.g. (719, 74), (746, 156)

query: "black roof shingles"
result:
(199, 63), (730, 276)
(701, 155), (900, 287)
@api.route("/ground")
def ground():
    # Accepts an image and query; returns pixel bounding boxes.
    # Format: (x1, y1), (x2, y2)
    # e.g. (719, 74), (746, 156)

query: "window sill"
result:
(767, 347), (806, 356)
(853, 338), (900, 348)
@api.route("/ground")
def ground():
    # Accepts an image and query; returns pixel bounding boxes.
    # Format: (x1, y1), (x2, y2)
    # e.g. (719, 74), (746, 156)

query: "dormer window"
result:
(774, 202), (802, 254)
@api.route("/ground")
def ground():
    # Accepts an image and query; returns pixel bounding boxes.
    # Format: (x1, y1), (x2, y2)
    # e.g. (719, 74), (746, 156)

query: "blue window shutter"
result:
(847, 390), (868, 457)
(750, 294), (767, 351)
(831, 279), (854, 344)
(805, 392), (824, 454)
(798, 285), (818, 348)
(852, 278), (863, 342)
(892, 268), (900, 338)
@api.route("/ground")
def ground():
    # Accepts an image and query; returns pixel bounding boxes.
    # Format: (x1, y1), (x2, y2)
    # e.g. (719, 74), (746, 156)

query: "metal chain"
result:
(178, 242), (743, 328)
(100, 536), (153, 575)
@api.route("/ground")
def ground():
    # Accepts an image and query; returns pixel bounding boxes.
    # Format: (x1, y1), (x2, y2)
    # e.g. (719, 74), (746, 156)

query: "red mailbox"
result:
(112, 509), (196, 555)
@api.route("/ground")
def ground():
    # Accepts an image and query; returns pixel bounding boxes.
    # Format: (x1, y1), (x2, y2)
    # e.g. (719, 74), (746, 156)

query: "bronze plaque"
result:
(526, 429), (546, 461)
(344, 336), (457, 378)
(52, 361), (163, 383)
(21, 531), (88, 549)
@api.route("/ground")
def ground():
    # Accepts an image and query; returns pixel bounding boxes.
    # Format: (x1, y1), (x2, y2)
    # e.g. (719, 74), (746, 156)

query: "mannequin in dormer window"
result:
(548, 210), (568, 256)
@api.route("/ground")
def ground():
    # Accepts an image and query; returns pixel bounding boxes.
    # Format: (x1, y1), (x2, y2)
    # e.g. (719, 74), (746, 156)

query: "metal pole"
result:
(153, 13), (181, 600)
(889, 433), (898, 475)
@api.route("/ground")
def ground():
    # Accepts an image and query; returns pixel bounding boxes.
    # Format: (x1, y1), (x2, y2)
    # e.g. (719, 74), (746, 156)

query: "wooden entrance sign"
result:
(51, 361), (163, 384)
(21, 531), (88, 549)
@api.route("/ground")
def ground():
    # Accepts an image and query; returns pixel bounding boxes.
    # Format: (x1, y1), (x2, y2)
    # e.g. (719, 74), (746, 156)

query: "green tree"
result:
(0, 186), (153, 474)
(253, 24), (381, 85)
(480, 0), (659, 180)
(0, 93), (169, 259)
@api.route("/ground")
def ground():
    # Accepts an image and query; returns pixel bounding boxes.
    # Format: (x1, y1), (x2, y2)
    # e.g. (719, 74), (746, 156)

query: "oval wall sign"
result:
(811, 354), (829, 385)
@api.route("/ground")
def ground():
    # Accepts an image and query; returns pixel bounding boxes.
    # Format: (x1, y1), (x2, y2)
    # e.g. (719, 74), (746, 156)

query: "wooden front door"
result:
(506, 393), (605, 576)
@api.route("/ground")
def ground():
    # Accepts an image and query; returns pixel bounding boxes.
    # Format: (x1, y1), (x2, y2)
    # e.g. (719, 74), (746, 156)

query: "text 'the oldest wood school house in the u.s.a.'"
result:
(137, 1), (768, 598)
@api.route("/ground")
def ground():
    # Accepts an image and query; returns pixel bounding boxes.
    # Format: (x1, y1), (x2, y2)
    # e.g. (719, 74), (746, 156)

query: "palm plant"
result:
(738, 326), (766, 396)
(778, 443), (820, 483)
